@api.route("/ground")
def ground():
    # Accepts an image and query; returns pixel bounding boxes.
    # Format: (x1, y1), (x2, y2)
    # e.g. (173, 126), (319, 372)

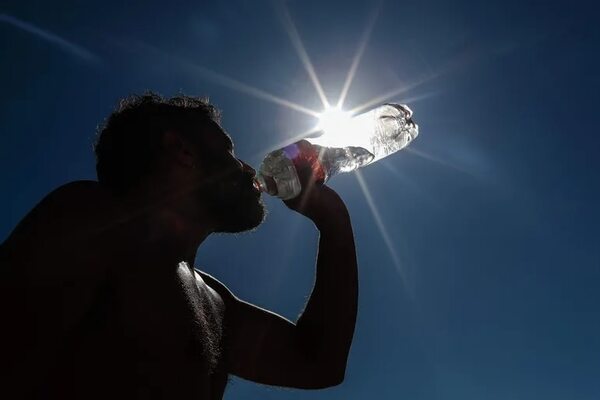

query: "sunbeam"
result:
(349, 71), (440, 115)
(380, 161), (438, 208)
(252, 126), (321, 161)
(405, 147), (478, 177)
(274, 2), (330, 108)
(122, 39), (320, 118)
(0, 13), (99, 64)
(347, 39), (520, 116)
(394, 91), (440, 106)
(337, 1), (382, 109)
(176, 58), (321, 118)
(354, 169), (408, 289)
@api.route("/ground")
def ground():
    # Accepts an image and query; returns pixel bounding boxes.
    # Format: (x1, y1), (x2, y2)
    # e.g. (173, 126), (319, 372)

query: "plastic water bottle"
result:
(255, 103), (418, 200)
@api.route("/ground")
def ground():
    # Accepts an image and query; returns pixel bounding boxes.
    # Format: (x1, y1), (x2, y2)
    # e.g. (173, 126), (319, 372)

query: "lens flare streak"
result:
(405, 147), (477, 177)
(275, 2), (330, 108)
(349, 72), (440, 115)
(254, 126), (323, 160)
(337, 1), (382, 109)
(124, 39), (320, 118)
(183, 60), (321, 118)
(354, 170), (408, 287)
(0, 13), (99, 63)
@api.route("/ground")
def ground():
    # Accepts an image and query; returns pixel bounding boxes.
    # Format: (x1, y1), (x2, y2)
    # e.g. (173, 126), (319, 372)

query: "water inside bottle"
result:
(316, 145), (375, 176)
(256, 103), (418, 200)
(308, 103), (418, 165)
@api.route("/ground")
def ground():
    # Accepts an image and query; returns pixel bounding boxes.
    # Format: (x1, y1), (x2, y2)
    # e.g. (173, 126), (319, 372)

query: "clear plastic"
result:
(256, 103), (418, 200)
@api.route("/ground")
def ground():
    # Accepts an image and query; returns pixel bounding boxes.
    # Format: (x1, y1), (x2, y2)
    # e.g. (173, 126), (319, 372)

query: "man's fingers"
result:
(283, 173), (318, 212)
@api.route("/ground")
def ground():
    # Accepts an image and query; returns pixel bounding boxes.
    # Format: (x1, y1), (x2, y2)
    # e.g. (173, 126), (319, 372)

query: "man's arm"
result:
(203, 185), (358, 389)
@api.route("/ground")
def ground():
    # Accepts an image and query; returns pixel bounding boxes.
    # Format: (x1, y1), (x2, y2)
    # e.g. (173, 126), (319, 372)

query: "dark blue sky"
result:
(1, 1), (599, 399)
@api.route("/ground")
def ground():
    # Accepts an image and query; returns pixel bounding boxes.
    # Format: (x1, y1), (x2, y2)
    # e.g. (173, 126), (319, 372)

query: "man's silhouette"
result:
(0, 93), (358, 399)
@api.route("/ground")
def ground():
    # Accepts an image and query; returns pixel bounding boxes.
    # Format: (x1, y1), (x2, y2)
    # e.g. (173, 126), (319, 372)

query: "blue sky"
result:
(1, 1), (599, 399)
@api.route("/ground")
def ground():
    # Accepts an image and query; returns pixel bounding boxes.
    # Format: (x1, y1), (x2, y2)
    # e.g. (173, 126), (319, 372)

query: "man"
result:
(0, 93), (358, 399)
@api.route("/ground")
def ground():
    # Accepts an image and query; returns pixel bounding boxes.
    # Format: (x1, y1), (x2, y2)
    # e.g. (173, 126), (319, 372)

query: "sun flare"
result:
(316, 106), (353, 138)
(312, 105), (374, 150)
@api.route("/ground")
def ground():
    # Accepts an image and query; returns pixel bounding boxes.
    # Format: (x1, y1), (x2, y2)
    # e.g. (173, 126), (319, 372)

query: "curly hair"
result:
(94, 92), (220, 196)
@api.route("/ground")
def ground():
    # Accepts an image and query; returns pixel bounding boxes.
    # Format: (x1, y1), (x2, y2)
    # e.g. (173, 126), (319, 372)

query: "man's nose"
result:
(240, 160), (256, 177)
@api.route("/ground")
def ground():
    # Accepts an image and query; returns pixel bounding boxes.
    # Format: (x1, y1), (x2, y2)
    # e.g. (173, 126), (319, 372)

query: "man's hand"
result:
(212, 153), (358, 389)
(283, 159), (349, 226)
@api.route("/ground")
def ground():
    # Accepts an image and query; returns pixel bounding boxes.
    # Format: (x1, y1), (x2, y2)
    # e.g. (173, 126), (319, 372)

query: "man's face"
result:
(194, 122), (266, 233)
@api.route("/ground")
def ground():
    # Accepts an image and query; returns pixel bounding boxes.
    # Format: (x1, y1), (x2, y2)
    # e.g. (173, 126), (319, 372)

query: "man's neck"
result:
(121, 188), (210, 267)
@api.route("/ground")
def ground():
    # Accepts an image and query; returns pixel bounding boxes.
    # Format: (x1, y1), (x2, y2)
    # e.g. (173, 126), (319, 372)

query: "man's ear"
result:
(162, 130), (196, 169)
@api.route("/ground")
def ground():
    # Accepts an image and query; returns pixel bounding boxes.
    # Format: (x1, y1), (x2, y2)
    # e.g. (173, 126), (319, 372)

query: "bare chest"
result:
(103, 262), (228, 396)
(113, 262), (223, 358)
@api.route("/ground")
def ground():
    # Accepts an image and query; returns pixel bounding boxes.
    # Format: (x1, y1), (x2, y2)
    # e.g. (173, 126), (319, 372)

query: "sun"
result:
(313, 105), (376, 150)
(316, 106), (354, 138)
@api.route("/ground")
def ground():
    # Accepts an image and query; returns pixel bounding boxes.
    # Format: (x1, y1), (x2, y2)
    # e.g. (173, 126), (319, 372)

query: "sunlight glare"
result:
(316, 106), (354, 139)
(337, 1), (382, 109)
(349, 71), (440, 115)
(310, 105), (379, 151)
(275, 2), (330, 108)
(124, 39), (321, 118)
(405, 147), (477, 177)
(253, 126), (321, 160)
(354, 170), (408, 289)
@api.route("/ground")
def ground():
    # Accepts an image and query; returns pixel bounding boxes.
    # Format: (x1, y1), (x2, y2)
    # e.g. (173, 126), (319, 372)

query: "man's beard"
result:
(203, 174), (266, 233)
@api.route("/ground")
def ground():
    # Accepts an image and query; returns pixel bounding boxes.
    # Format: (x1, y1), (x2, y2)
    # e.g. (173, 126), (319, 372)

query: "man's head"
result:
(94, 92), (265, 234)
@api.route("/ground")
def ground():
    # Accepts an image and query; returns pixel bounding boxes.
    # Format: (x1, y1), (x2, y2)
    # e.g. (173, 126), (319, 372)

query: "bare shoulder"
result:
(46, 179), (111, 199)
(32, 180), (116, 211)
(0, 183), (124, 378)
(2, 180), (125, 277)
(37, 180), (121, 222)
(5, 180), (121, 242)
